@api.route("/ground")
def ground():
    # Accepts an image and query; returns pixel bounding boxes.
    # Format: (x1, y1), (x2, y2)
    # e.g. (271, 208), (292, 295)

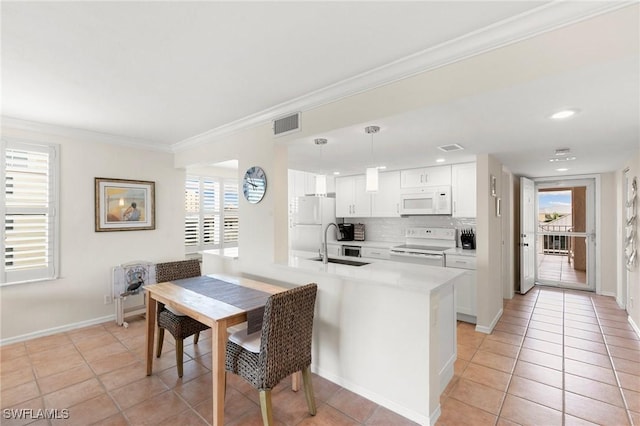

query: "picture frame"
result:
(496, 197), (502, 217)
(95, 178), (155, 232)
(490, 175), (497, 197)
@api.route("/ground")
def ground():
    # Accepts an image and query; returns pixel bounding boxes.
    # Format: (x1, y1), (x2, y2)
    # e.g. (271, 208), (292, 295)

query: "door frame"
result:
(534, 174), (601, 294)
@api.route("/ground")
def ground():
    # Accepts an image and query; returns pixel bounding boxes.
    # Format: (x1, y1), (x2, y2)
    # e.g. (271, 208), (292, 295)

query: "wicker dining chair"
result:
(225, 283), (318, 425)
(155, 259), (210, 377)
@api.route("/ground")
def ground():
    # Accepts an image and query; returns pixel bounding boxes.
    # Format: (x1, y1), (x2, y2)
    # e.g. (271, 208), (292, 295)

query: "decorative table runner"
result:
(172, 276), (270, 334)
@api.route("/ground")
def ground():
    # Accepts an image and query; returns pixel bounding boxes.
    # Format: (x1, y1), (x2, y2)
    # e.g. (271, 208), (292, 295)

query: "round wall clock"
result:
(242, 166), (267, 203)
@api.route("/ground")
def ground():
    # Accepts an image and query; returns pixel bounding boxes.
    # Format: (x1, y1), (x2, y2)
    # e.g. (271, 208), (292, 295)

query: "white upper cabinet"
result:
(335, 175), (370, 218)
(371, 171), (401, 217)
(400, 165), (451, 188)
(451, 162), (476, 218)
(288, 169), (315, 198)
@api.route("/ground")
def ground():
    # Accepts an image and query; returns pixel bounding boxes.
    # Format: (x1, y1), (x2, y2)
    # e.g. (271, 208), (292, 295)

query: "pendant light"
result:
(365, 126), (380, 193)
(314, 138), (328, 196)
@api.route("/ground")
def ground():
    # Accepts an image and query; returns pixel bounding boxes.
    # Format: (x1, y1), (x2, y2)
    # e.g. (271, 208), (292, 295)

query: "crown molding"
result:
(1, 116), (171, 152)
(171, 1), (635, 153)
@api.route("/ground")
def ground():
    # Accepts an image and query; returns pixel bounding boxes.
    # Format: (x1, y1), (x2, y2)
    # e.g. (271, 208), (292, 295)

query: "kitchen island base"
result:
(202, 251), (460, 425)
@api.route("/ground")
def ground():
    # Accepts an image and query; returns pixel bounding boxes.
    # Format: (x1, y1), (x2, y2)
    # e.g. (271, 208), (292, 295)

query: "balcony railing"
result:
(538, 224), (573, 256)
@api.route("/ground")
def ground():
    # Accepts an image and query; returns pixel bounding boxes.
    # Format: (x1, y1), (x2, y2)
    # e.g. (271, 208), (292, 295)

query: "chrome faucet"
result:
(322, 222), (338, 264)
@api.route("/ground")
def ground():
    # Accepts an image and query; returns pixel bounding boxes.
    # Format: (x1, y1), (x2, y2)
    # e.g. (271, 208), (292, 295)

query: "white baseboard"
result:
(311, 365), (431, 426)
(628, 315), (640, 339)
(600, 291), (617, 299)
(0, 315), (115, 346)
(439, 353), (455, 393)
(476, 308), (503, 334)
(429, 405), (442, 426)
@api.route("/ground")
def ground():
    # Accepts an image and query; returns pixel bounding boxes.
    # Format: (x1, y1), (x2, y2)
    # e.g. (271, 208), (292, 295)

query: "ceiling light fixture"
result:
(550, 109), (578, 120)
(365, 126), (380, 193)
(436, 158), (446, 163)
(314, 138), (328, 196)
(549, 156), (576, 163)
(556, 168), (569, 172)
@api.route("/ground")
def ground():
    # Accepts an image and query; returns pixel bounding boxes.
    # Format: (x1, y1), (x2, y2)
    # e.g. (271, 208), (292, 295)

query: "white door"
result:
(520, 177), (536, 294)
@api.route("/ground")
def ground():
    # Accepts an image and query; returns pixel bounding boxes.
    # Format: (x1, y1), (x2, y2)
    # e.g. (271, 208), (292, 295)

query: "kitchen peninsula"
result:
(201, 250), (464, 425)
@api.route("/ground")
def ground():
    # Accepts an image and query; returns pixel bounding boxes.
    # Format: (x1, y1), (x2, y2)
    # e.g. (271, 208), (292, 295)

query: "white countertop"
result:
(444, 247), (476, 257)
(279, 250), (463, 294)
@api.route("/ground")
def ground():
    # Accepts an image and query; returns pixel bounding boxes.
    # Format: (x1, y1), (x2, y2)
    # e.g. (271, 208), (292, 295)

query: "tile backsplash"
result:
(344, 216), (476, 246)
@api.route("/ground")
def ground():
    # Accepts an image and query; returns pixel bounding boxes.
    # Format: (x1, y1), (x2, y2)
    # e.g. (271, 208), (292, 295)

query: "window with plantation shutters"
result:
(1, 140), (59, 285)
(185, 175), (238, 253)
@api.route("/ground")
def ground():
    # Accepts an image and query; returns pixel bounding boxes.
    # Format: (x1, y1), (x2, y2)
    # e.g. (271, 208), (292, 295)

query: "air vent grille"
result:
(273, 113), (300, 136)
(438, 143), (464, 152)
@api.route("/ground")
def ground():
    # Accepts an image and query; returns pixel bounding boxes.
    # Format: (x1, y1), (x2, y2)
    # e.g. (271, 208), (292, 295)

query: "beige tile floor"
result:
(537, 254), (587, 286)
(1, 286), (639, 425)
(438, 287), (640, 426)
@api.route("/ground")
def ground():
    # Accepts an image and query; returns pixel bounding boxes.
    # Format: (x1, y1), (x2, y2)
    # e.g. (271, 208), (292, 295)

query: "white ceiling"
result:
(2, 1), (638, 178)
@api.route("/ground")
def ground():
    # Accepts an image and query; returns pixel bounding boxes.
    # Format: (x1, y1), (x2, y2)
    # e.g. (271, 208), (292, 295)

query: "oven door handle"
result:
(390, 250), (442, 260)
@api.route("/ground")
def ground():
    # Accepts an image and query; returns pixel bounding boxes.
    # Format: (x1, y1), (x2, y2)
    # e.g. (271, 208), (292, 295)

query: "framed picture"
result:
(496, 197), (502, 217)
(490, 175), (497, 197)
(95, 178), (155, 232)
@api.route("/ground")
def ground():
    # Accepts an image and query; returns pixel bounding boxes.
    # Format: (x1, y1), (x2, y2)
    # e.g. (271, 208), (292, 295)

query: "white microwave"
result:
(399, 186), (451, 215)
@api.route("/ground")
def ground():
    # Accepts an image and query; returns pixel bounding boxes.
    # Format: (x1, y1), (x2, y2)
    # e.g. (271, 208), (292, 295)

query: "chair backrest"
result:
(258, 283), (318, 389)
(155, 259), (201, 283)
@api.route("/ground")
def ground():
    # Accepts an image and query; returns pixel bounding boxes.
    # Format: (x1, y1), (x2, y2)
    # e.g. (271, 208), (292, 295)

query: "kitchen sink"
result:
(309, 257), (370, 267)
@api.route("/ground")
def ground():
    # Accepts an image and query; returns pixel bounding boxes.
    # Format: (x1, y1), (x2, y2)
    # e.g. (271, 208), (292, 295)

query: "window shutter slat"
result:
(3, 142), (58, 284)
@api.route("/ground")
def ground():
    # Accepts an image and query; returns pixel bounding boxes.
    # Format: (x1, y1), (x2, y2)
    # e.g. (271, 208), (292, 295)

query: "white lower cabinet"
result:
(326, 243), (342, 257)
(445, 254), (477, 323)
(361, 246), (390, 260)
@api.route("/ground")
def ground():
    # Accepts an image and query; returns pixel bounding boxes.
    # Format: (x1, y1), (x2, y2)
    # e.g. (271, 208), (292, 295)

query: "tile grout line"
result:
(562, 290), (566, 426)
(589, 296), (635, 426)
(494, 288), (541, 426)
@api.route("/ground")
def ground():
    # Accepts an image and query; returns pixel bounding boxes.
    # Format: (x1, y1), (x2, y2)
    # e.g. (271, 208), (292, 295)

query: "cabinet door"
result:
(400, 168), (426, 188)
(454, 270), (477, 317)
(335, 177), (354, 217)
(425, 165), (452, 186)
(401, 165), (451, 188)
(452, 163), (476, 217)
(352, 175), (371, 217)
(371, 171), (400, 217)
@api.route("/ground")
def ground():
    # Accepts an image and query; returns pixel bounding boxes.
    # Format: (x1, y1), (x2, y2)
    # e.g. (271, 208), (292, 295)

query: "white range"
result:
(390, 227), (456, 267)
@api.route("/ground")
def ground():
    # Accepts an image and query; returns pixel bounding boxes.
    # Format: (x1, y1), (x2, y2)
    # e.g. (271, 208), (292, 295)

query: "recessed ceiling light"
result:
(377, 166), (387, 170)
(550, 109), (578, 120)
(333, 171), (340, 175)
(549, 156), (576, 162)
(436, 158), (446, 163)
(556, 168), (569, 172)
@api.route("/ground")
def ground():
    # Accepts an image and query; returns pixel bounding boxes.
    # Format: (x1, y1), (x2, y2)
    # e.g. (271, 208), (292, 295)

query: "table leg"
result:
(212, 321), (227, 426)
(145, 291), (157, 376)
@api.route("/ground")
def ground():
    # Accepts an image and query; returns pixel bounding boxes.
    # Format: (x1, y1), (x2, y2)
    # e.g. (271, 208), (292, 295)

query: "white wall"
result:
(600, 172), (618, 297)
(476, 154), (504, 332)
(0, 124), (185, 342)
(620, 150), (640, 333)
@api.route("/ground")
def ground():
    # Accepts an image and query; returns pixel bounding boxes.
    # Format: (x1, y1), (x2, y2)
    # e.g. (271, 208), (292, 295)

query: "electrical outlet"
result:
(104, 295), (112, 305)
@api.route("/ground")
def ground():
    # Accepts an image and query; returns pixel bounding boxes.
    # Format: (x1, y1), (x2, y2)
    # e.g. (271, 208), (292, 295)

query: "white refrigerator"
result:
(290, 196), (336, 252)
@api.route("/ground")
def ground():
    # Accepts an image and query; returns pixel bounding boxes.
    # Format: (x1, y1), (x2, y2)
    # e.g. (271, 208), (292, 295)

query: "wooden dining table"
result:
(144, 273), (286, 426)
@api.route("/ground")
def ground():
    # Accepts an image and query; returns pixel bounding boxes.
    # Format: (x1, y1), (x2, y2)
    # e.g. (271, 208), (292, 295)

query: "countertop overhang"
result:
(279, 250), (464, 294)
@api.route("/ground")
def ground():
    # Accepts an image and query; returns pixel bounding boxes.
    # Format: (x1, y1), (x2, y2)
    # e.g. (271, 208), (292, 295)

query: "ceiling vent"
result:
(272, 112), (301, 137)
(437, 143), (464, 152)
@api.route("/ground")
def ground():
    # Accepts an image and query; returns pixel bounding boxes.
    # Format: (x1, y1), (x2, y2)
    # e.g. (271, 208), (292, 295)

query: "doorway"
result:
(535, 179), (596, 291)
